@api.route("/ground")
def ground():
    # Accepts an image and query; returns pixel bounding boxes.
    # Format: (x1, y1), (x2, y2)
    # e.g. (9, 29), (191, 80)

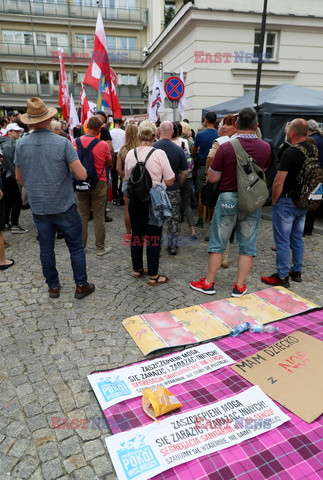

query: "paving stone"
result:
(73, 466), (98, 480)
(12, 456), (39, 478)
(83, 439), (106, 461)
(41, 458), (64, 480)
(62, 453), (86, 474)
(38, 442), (59, 462)
(91, 455), (114, 477)
(27, 414), (49, 432)
(7, 438), (30, 458)
(59, 435), (82, 458)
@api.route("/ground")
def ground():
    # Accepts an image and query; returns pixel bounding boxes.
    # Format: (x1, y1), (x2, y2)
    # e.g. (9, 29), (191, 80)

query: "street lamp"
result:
(254, 0), (268, 112)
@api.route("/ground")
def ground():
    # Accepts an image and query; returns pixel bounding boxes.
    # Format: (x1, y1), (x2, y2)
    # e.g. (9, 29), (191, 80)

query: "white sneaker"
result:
(11, 225), (28, 234)
(96, 246), (111, 256)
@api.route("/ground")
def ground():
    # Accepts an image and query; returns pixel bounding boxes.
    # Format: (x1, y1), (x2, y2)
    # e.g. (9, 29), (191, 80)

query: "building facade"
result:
(0, 0), (145, 114)
(143, 0), (323, 129)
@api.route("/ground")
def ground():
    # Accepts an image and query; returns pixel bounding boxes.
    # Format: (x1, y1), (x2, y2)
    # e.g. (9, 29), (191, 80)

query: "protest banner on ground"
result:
(88, 343), (234, 410)
(123, 287), (319, 355)
(231, 331), (323, 423)
(106, 385), (290, 480)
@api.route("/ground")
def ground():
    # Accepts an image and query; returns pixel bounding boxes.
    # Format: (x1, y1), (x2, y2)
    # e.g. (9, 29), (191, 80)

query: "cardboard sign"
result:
(106, 386), (289, 480)
(231, 331), (323, 423)
(88, 343), (234, 410)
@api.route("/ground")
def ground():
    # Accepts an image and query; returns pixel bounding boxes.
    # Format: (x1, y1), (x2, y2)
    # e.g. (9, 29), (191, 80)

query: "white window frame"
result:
(2, 29), (68, 47)
(253, 30), (279, 62)
(6, 69), (59, 85)
(119, 74), (137, 85)
(75, 34), (94, 48)
(106, 36), (137, 50)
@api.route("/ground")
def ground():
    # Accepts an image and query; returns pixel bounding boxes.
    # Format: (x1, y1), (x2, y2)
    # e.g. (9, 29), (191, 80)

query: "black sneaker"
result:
(105, 214), (113, 222)
(194, 218), (204, 228)
(289, 271), (302, 282)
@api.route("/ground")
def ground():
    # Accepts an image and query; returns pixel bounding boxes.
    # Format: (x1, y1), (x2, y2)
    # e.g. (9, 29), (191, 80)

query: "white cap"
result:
(6, 123), (24, 133)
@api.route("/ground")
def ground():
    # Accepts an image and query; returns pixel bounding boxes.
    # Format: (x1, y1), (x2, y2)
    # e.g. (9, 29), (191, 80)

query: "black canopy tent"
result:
(202, 83), (323, 150)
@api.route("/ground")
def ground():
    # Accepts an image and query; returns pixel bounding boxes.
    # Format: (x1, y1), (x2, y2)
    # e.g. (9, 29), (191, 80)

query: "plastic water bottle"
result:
(230, 322), (250, 337)
(248, 324), (279, 333)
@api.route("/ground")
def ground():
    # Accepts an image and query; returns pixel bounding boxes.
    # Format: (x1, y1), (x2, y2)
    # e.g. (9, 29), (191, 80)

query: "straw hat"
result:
(20, 97), (57, 125)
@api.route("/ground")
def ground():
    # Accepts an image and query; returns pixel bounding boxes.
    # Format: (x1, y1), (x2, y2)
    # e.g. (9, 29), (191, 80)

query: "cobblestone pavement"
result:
(0, 205), (322, 480)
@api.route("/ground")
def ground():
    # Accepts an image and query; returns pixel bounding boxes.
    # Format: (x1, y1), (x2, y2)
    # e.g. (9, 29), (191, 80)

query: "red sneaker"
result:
(190, 278), (215, 294)
(231, 283), (248, 297)
(261, 273), (290, 288)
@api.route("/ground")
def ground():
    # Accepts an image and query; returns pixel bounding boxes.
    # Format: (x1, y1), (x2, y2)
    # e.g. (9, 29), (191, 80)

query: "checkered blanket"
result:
(101, 309), (323, 480)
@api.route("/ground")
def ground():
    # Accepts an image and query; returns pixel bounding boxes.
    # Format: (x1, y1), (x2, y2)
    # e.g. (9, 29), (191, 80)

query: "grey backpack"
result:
(231, 138), (269, 212)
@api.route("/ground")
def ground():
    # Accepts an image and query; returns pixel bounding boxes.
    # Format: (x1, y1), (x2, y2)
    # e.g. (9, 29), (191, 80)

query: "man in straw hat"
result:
(15, 97), (95, 299)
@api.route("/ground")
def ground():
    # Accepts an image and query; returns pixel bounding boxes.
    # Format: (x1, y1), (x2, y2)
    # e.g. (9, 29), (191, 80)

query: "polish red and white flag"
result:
(80, 84), (94, 124)
(83, 11), (112, 92)
(58, 47), (70, 121)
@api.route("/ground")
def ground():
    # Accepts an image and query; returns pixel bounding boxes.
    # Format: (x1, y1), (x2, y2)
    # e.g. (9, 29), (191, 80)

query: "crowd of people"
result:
(0, 97), (322, 299)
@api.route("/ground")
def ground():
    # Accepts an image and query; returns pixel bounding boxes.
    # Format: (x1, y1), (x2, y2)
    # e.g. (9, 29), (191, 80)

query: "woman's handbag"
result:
(201, 181), (220, 208)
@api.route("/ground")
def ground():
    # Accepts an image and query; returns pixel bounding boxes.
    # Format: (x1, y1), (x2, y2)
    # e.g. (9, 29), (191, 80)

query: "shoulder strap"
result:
(133, 147), (155, 164)
(230, 138), (261, 166)
(181, 141), (185, 150)
(87, 137), (101, 151)
(230, 138), (248, 157)
(76, 137), (82, 150)
(144, 147), (155, 164)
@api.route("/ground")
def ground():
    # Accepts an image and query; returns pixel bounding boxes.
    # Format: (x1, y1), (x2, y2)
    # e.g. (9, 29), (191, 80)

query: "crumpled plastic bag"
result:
(142, 386), (182, 422)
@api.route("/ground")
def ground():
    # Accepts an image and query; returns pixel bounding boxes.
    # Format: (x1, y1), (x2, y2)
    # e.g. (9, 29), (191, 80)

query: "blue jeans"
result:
(208, 192), (261, 256)
(33, 204), (87, 288)
(272, 198), (306, 278)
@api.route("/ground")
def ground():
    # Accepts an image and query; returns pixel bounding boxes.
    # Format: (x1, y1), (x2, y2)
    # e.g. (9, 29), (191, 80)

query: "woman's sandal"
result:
(133, 268), (148, 279)
(0, 259), (15, 270)
(148, 275), (170, 286)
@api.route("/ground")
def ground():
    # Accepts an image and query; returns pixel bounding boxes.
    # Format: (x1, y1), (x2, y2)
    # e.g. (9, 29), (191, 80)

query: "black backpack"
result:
(73, 137), (101, 191)
(127, 148), (155, 202)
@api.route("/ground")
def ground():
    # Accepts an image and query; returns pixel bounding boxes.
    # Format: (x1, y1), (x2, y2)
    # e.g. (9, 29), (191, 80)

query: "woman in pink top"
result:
(124, 120), (175, 285)
(116, 124), (140, 244)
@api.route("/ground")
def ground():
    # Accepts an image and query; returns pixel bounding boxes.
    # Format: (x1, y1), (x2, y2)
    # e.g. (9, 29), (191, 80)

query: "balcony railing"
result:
(0, 42), (143, 64)
(0, 82), (144, 100)
(0, 0), (148, 23)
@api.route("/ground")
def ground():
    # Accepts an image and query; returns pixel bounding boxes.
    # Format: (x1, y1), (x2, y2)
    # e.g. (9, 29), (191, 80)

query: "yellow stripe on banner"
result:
(170, 305), (230, 341)
(273, 286), (319, 308)
(228, 294), (288, 324)
(123, 315), (166, 355)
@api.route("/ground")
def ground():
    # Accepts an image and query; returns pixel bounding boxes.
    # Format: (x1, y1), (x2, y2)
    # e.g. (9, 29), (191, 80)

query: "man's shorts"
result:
(195, 165), (206, 194)
(208, 192), (261, 256)
(0, 198), (5, 232)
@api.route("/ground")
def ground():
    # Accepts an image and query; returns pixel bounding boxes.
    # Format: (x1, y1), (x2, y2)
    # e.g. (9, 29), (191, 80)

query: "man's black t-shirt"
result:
(153, 139), (188, 191)
(279, 141), (314, 197)
(100, 126), (112, 142)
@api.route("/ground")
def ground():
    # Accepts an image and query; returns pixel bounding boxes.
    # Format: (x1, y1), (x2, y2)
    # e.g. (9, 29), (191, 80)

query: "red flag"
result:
(83, 11), (112, 91)
(58, 48), (70, 120)
(80, 84), (94, 124)
(102, 81), (122, 118)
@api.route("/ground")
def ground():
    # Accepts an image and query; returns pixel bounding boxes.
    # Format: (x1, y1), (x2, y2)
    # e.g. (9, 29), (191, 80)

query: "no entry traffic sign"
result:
(164, 76), (185, 101)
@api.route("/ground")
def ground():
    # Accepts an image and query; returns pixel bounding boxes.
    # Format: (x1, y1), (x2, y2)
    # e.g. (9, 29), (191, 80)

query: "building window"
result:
(75, 34), (94, 48)
(119, 74), (137, 85)
(253, 31), (278, 61)
(6, 69), (58, 85)
(106, 36), (136, 50)
(2, 30), (68, 46)
(106, 0), (136, 8)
